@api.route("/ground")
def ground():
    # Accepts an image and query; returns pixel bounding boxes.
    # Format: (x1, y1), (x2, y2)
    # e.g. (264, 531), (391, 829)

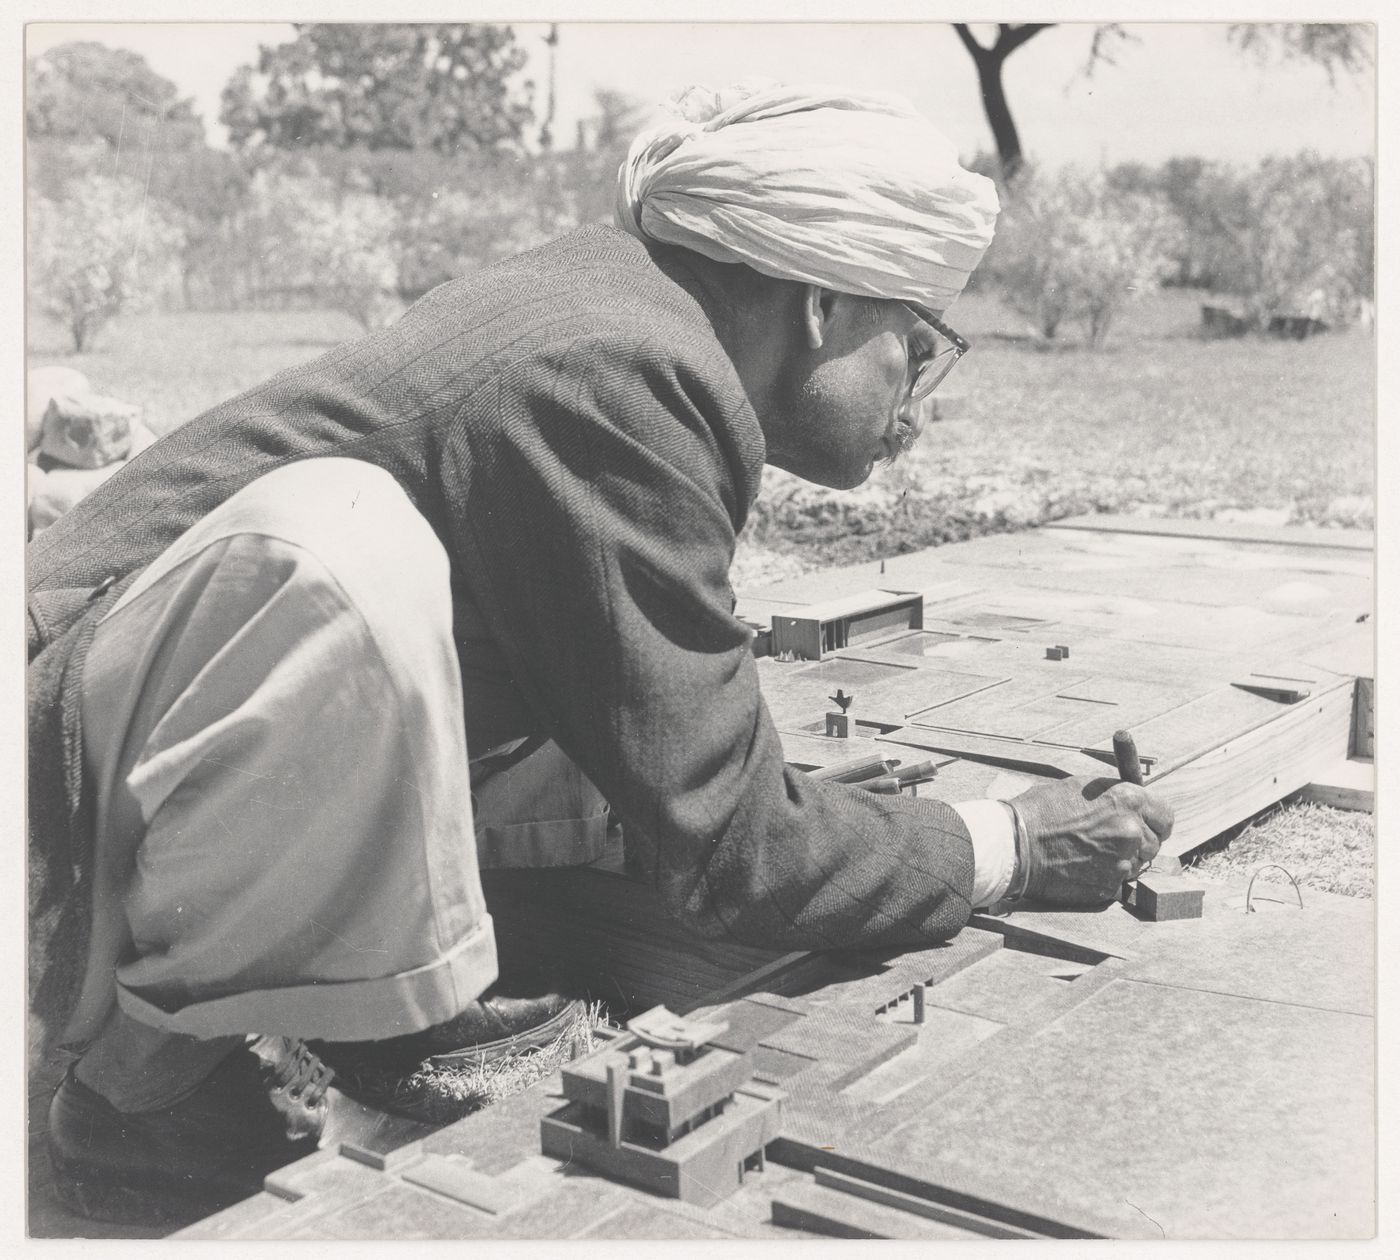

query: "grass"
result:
(1186, 800), (1374, 900)
(942, 287), (1373, 523)
(27, 308), (366, 438)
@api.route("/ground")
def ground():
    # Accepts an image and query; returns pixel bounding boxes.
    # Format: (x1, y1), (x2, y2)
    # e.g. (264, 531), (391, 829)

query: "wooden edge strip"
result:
(1043, 515), (1373, 552)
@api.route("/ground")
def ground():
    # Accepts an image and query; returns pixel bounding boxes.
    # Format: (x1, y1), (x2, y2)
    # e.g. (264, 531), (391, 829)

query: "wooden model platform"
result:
(744, 513), (1374, 856)
(173, 516), (1374, 1240)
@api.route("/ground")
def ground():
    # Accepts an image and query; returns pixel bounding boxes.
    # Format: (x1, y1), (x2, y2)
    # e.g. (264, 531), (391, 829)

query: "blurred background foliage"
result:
(26, 24), (642, 346)
(25, 22), (1374, 355)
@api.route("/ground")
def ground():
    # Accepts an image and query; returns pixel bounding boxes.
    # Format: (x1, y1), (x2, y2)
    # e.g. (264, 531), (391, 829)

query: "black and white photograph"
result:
(16, 1), (1387, 1244)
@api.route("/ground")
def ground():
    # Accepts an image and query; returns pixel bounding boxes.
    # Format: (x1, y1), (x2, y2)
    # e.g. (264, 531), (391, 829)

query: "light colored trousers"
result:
(68, 459), (509, 1047)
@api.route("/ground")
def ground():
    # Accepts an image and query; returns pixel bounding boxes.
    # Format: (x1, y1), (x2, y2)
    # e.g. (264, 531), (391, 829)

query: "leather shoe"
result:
(314, 986), (583, 1074)
(311, 985), (584, 1121)
(47, 1037), (332, 1227)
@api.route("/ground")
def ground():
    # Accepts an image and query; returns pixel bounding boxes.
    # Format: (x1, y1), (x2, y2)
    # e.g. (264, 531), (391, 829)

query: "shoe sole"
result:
(421, 996), (587, 1067)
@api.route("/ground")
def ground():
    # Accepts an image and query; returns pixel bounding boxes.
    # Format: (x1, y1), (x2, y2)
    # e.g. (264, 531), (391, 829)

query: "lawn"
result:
(736, 286), (1375, 583)
(29, 288), (1376, 553)
(28, 289), (1376, 897)
(28, 307), (367, 438)
(937, 285), (1373, 528)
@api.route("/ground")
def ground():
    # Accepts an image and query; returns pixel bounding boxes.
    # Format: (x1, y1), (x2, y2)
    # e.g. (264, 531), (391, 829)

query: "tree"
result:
(1071, 188), (1182, 346)
(28, 173), (186, 350)
(220, 24), (534, 155)
(296, 192), (405, 328)
(26, 41), (206, 153)
(538, 24), (559, 150)
(154, 146), (252, 308)
(951, 24), (1051, 184)
(951, 22), (1373, 187)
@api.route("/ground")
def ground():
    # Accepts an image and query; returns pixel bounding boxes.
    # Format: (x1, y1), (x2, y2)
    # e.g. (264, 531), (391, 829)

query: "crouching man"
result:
(28, 82), (1172, 1223)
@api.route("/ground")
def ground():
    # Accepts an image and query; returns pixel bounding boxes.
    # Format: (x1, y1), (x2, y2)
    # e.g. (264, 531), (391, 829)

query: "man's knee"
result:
(116, 457), (453, 655)
(223, 458), (443, 592)
(228, 458), (450, 642)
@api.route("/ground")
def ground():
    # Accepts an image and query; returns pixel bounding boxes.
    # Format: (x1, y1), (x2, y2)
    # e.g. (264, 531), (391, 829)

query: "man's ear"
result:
(800, 284), (842, 350)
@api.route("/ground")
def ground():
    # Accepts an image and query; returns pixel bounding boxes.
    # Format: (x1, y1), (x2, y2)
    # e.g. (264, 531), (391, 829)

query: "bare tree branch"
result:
(951, 19), (1371, 195)
(950, 23), (1054, 185)
(1227, 23), (1373, 89)
(998, 23), (1053, 57)
(1081, 24), (1138, 80)
(952, 24), (986, 60)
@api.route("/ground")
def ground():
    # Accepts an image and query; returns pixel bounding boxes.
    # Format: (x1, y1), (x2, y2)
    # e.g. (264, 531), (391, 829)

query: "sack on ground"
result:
(40, 392), (141, 469)
(26, 366), (91, 453)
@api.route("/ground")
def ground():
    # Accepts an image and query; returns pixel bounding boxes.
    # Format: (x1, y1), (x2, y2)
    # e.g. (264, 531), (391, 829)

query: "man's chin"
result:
(821, 460), (874, 491)
(765, 455), (872, 490)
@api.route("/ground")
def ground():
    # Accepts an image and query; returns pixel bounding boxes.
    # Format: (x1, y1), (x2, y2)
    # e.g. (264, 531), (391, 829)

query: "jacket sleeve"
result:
(442, 326), (975, 952)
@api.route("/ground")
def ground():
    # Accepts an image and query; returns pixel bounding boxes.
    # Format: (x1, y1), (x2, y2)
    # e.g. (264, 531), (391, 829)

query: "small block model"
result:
(541, 1006), (783, 1206)
(627, 1006), (729, 1051)
(770, 590), (923, 661)
(1121, 871), (1206, 921)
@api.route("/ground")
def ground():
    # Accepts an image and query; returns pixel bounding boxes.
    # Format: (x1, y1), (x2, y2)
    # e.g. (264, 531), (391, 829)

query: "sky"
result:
(23, 19), (1376, 171)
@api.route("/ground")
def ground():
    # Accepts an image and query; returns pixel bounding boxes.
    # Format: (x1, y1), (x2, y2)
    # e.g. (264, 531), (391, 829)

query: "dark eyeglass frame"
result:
(901, 302), (971, 402)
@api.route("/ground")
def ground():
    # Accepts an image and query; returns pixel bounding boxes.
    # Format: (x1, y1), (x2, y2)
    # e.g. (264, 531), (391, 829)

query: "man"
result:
(28, 83), (1173, 1223)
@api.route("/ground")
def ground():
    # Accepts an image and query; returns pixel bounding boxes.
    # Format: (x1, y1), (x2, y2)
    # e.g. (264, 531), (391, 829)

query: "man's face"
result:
(765, 294), (936, 490)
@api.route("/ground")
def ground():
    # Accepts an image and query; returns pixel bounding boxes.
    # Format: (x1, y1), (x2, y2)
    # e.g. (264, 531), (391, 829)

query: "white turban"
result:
(616, 82), (999, 310)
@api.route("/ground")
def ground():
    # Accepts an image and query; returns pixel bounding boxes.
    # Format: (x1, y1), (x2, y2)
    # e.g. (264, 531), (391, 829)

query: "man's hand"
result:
(1011, 775), (1175, 906)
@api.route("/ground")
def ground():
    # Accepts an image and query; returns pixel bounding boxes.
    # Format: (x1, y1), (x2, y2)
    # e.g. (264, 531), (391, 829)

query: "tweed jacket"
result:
(28, 224), (975, 1043)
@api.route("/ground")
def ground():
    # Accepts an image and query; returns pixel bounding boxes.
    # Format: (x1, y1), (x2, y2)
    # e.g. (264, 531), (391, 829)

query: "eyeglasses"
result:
(900, 303), (970, 402)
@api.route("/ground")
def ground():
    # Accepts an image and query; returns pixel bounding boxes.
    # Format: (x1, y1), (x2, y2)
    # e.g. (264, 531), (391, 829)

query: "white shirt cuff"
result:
(953, 799), (1018, 908)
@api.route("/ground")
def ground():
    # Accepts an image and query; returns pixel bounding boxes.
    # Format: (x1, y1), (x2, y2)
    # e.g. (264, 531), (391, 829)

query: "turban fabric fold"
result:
(615, 83), (999, 310)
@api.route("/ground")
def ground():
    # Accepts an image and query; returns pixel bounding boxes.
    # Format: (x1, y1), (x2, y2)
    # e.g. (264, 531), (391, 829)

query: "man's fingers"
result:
(1109, 782), (1174, 839)
(1110, 784), (1172, 868)
(1136, 790), (1175, 842)
(1134, 810), (1164, 864)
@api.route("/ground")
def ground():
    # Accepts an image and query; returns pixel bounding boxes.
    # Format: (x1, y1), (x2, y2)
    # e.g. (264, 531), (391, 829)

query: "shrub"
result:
(233, 148), (569, 307)
(221, 167), (403, 327)
(298, 192), (404, 329)
(991, 167), (1181, 347)
(27, 173), (186, 351)
(393, 162), (558, 299)
(1208, 153), (1372, 325)
(1104, 153), (1374, 324)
